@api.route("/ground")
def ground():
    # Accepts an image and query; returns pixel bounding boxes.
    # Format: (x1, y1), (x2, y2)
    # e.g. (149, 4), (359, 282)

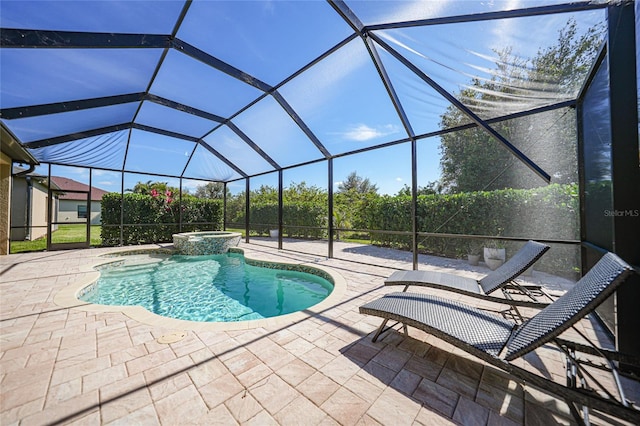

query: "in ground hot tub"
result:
(172, 231), (242, 255)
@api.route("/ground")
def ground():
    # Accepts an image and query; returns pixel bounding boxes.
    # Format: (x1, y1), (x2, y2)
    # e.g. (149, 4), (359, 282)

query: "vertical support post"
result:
(119, 171), (124, 246)
(87, 168), (92, 245)
(46, 164), (52, 249)
(328, 158), (334, 258)
(576, 94), (586, 250)
(179, 178), (183, 232)
(608, 1), (640, 374)
(278, 169), (283, 250)
(245, 178), (250, 243)
(223, 182), (227, 231)
(4, 161), (13, 255)
(411, 138), (418, 270)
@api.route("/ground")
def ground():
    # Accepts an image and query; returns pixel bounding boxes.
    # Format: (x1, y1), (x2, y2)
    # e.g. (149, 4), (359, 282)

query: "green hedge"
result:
(101, 193), (223, 246)
(102, 184), (579, 276)
(360, 184), (579, 277)
(240, 202), (327, 239)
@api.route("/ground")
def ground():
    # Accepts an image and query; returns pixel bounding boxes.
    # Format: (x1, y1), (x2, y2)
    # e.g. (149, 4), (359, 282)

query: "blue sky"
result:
(1, 1), (606, 196)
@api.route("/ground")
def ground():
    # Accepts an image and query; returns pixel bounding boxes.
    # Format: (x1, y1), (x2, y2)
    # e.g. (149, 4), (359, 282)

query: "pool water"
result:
(81, 253), (333, 322)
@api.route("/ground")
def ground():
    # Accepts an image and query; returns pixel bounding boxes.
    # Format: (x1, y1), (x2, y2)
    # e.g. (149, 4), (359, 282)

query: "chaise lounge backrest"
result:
(478, 240), (550, 294)
(505, 252), (634, 360)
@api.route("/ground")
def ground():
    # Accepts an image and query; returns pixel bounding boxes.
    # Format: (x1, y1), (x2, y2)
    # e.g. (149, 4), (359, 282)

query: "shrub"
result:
(238, 202), (327, 239)
(101, 193), (223, 246)
(360, 184), (579, 277)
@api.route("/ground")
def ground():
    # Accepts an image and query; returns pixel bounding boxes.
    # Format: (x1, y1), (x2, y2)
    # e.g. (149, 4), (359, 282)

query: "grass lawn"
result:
(10, 238), (47, 253)
(11, 225), (371, 254)
(10, 224), (102, 254)
(225, 227), (245, 236)
(339, 236), (372, 244)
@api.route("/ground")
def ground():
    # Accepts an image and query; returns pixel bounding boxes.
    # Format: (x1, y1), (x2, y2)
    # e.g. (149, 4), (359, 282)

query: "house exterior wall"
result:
(57, 200), (102, 225)
(0, 152), (10, 255)
(29, 182), (49, 241)
(10, 176), (27, 241)
(10, 177), (50, 241)
(91, 201), (102, 225)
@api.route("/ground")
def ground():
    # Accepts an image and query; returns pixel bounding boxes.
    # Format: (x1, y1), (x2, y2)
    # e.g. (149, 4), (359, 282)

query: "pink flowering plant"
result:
(101, 182), (224, 245)
(149, 188), (178, 224)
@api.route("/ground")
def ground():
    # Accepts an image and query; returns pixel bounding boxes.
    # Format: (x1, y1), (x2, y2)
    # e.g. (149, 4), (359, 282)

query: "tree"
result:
(332, 209), (351, 241)
(194, 182), (229, 199)
(337, 172), (379, 194)
(334, 173), (380, 232)
(126, 180), (154, 195)
(396, 182), (443, 197)
(438, 20), (603, 193)
(252, 185), (278, 204)
(284, 182), (326, 204)
(126, 181), (180, 196)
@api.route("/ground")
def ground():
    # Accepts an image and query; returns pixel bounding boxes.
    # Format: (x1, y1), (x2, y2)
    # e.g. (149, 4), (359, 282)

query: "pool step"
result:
(102, 262), (163, 276)
(123, 257), (166, 266)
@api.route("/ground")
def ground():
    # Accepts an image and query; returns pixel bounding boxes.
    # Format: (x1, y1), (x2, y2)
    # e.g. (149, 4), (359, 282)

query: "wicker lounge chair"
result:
(385, 240), (551, 310)
(360, 252), (639, 424)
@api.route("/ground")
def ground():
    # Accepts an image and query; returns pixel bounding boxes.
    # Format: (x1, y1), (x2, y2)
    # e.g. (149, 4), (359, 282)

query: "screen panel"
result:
(124, 129), (196, 177)
(0, 49), (162, 108)
(279, 39), (408, 155)
(581, 59), (613, 250)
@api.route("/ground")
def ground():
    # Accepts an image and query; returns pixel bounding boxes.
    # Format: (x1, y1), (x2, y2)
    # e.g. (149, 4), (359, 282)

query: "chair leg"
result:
(371, 319), (408, 342)
(371, 319), (389, 342)
(564, 348), (591, 426)
(501, 288), (525, 323)
(566, 399), (589, 426)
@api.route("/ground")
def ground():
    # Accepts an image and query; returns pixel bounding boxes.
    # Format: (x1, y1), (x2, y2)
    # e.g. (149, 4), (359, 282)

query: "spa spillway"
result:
(172, 231), (242, 255)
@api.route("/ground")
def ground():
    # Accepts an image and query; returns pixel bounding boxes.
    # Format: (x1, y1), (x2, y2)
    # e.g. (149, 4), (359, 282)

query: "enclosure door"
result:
(47, 190), (90, 250)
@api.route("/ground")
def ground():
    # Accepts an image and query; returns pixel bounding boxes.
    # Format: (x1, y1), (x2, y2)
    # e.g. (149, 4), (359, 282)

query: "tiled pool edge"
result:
(173, 231), (242, 255)
(53, 246), (347, 332)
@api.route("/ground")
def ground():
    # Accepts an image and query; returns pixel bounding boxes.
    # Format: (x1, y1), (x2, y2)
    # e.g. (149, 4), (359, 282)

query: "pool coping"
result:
(53, 247), (347, 332)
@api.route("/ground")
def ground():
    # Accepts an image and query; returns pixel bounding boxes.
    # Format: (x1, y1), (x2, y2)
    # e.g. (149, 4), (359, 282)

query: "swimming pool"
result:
(79, 252), (334, 322)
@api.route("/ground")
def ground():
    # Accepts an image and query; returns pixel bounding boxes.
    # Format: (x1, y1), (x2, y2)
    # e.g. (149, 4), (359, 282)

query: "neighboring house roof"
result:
(49, 176), (109, 201)
(12, 166), (63, 192)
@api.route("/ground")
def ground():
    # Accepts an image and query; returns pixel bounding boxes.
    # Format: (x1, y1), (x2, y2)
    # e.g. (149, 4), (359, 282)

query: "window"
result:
(77, 204), (87, 219)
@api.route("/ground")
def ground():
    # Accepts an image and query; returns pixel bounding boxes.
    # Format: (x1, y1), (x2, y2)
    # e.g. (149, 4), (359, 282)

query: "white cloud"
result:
(395, 177), (403, 182)
(262, 0), (276, 15)
(182, 179), (209, 190)
(280, 40), (370, 118)
(227, 181), (245, 193)
(63, 166), (89, 177)
(342, 124), (400, 142)
(182, 181), (202, 192)
(372, 1), (450, 25)
(490, 2), (519, 50)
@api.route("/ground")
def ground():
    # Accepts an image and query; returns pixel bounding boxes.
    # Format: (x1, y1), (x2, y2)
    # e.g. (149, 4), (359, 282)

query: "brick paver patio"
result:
(1, 240), (637, 425)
